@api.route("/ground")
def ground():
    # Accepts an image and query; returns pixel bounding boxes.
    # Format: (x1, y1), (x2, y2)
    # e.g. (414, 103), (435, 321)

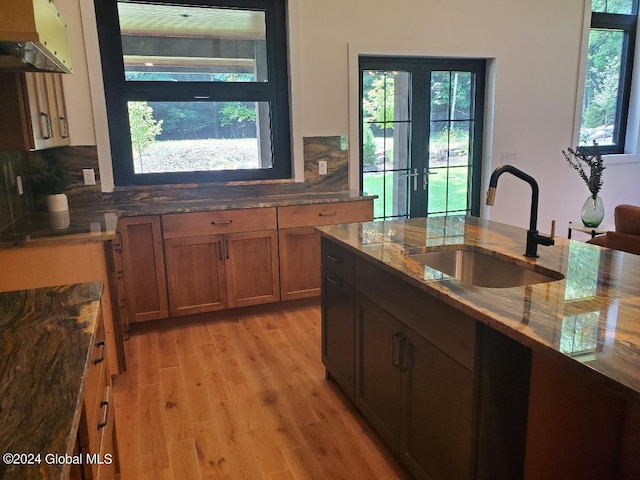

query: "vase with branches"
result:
(562, 142), (605, 227)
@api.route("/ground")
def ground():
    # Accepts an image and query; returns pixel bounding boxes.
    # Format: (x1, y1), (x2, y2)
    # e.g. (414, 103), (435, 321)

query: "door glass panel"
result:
(430, 72), (450, 121)
(592, 0), (634, 14)
(362, 70), (412, 219)
(451, 72), (472, 120)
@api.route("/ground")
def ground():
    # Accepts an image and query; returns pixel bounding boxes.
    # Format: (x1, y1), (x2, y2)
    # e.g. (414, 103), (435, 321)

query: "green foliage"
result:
(362, 73), (396, 126)
(162, 107), (205, 138)
(219, 103), (256, 127)
(562, 142), (605, 198)
(128, 102), (163, 158)
(362, 124), (378, 168)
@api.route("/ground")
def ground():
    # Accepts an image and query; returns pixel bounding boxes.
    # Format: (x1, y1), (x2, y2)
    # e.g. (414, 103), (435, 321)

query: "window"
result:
(95, 0), (291, 186)
(580, 0), (637, 154)
(360, 56), (485, 221)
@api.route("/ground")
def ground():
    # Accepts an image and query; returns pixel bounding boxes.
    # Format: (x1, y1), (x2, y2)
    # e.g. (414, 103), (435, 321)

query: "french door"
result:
(360, 56), (486, 220)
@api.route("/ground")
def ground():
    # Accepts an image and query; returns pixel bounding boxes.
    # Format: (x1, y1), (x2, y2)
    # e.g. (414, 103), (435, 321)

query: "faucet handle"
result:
(550, 220), (556, 240)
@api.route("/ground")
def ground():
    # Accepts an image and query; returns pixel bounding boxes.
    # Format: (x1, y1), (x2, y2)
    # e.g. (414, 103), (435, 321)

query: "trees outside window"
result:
(580, 0), (638, 154)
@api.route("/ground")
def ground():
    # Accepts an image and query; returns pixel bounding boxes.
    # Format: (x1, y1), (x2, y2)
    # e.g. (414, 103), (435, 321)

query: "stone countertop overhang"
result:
(0, 282), (103, 480)
(0, 189), (374, 249)
(318, 215), (640, 403)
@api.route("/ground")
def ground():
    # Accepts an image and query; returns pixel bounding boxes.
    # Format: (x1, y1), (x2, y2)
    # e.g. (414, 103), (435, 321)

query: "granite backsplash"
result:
(0, 135), (351, 223)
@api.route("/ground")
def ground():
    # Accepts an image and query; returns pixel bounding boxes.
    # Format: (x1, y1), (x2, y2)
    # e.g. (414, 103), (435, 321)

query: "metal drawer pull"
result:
(97, 400), (109, 430)
(211, 220), (233, 225)
(93, 341), (106, 365)
(392, 333), (403, 367)
(40, 112), (51, 139)
(326, 254), (343, 264)
(59, 116), (68, 138)
(318, 212), (338, 217)
(326, 276), (341, 286)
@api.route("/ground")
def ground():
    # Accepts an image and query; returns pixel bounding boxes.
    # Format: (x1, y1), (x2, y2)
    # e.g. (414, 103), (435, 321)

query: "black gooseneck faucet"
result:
(486, 164), (555, 258)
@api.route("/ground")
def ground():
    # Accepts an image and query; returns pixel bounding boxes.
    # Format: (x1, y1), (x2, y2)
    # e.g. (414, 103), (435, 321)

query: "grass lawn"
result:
(363, 168), (470, 218)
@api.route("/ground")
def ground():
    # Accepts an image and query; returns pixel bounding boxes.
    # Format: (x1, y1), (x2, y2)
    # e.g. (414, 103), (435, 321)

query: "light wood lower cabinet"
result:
(278, 199), (373, 300)
(163, 208), (280, 316)
(118, 216), (168, 323)
(78, 310), (118, 480)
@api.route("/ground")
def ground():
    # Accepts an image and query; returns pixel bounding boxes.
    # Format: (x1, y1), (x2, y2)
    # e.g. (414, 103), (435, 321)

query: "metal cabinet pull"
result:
(59, 116), (68, 138)
(40, 112), (51, 139)
(225, 239), (229, 259)
(326, 254), (343, 264)
(326, 275), (341, 286)
(211, 220), (232, 225)
(392, 333), (402, 367)
(318, 212), (338, 217)
(399, 337), (410, 372)
(217, 240), (223, 261)
(93, 341), (106, 365)
(97, 400), (109, 430)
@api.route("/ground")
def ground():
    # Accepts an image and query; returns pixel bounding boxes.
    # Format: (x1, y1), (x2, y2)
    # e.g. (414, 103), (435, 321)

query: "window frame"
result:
(580, 2), (638, 155)
(95, 0), (292, 186)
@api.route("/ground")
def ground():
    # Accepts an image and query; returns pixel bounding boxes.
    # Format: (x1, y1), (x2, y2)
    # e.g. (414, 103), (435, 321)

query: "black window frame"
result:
(95, 0), (292, 186)
(582, 3), (638, 155)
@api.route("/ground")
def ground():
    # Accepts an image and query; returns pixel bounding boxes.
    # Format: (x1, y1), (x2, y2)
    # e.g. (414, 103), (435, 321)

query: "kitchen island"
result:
(319, 215), (640, 480)
(0, 282), (106, 480)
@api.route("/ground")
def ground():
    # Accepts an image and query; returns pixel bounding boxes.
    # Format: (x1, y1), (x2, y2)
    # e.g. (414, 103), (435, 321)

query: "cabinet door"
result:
(119, 216), (168, 322)
(165, 235), (227, 316)
(225, 230), (280, 308)
(279, 226), (321, 300)
(321, 267), (355, 399)
(355, 293), (403, 450)
(26, 73), (56, 149)
(402, 329), (475, 480)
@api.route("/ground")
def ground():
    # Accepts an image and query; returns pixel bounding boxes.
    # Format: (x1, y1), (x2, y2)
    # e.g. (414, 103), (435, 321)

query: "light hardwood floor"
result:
(112, 299), (410, 479)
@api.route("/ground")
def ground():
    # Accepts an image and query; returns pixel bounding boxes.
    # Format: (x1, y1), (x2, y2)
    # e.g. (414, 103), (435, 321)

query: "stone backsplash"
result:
(0, 136), (350, 221)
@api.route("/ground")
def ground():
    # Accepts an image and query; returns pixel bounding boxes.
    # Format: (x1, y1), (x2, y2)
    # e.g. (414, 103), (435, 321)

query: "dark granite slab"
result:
(0, 282), (103, 480)
(0, 186), (373, 248)
(318, 216), (640, 403)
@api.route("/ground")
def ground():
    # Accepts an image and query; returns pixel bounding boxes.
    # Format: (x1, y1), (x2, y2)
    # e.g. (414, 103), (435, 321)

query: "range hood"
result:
(0, 0), (72, 73)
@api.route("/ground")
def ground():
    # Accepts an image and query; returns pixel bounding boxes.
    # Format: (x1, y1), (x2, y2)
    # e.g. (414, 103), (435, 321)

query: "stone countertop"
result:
(0, 282), (103, 480)
(0, 189), (373, 249)
(318, 215), (640, 403)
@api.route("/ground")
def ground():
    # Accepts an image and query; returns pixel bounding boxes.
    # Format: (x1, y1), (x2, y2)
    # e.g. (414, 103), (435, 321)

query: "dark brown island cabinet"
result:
(321, 236), (544, 480)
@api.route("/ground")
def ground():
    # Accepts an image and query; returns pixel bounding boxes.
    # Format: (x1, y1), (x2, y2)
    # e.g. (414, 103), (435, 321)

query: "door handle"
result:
(392, 333), (403, 367)
(423, 168), (436, 190)
(401, 168), (420, 191)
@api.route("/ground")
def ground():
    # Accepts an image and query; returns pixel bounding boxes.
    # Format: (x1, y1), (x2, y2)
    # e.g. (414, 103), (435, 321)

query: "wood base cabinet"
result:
(278, 200), (373, 300)
(321, 237), (357, 399)
(118, 216), (168, 323)
(163, 208), (280, 316)
(78, 309), (119, 480)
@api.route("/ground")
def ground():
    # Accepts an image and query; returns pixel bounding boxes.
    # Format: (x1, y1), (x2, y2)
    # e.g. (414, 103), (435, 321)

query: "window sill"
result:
(603, 153), (640, 165)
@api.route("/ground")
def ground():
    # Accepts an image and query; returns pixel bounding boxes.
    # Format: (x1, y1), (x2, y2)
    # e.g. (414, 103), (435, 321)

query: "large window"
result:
(580, 0), (637, 154)
(95, 0), (291, 186)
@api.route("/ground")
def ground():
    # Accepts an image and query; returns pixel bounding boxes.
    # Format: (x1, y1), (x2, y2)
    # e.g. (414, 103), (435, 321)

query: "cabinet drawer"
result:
(278, 200), (373, 229)
(321, 237), (355, 284)
(162, 207), (277, 239)
(82, 320), (107, 442)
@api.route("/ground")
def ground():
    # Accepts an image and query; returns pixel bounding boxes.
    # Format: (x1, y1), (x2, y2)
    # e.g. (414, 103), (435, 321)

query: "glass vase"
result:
(581, 195), (604, 227)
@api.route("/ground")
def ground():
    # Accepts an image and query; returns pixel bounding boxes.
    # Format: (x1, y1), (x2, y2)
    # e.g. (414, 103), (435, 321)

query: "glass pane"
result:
(451, 72), (472, 120)
(117, 2), (267, 82)
(427, 169), (447, 214)
(362, 70), (411, 124)
(580, 29), (624, 146)
(363, 171), (409, 219)
(429, 120), (449, 165)
(592, 0), (635, 14)
(446, 166), (469, 212)
(128, 101), (272, 174)
(450, 121), (471, 166)
(430, 72), (450, 121)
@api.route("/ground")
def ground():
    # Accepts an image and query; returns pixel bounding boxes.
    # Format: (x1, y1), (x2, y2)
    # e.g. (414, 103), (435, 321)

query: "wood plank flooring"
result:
(112, 299), (409, 479)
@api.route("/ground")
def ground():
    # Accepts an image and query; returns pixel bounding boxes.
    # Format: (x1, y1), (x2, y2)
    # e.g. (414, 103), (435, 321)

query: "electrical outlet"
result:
(318, 160), (328, 176)
(83, 168), (96, 186)
(16, 176), (23, 195)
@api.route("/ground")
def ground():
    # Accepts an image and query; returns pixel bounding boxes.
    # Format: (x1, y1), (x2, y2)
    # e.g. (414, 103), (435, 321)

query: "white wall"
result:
(61, 0), (640, 236)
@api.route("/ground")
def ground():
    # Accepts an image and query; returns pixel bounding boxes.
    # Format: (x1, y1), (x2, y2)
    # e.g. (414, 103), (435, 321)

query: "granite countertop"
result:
(0, 188), (373, 249)
(0, 282), (103, 480)
(318, 215), (640, 403)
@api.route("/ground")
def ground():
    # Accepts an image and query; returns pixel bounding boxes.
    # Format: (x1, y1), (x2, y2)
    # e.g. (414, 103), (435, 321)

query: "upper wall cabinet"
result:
(0, 72), (69, 150)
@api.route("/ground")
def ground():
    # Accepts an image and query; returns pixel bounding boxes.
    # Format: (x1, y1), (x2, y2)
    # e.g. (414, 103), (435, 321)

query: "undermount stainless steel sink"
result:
(406, 246), (564, 288)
